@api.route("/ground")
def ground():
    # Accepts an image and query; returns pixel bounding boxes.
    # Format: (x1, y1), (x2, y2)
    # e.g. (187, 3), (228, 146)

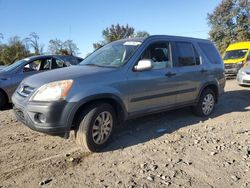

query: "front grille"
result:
(243, 80), (250, 84)
(225, 64), (235, 69)
(17, 84), (34, 97)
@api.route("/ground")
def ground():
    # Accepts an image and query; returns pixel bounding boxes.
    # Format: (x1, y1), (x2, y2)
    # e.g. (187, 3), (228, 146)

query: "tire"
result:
(0, 91), (6, 110)
(193, 89), (216, 117)
(74, 103), (116, 152)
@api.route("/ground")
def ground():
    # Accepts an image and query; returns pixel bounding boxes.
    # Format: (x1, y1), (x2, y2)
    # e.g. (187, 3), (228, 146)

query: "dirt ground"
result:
(0, 80), (249, 188)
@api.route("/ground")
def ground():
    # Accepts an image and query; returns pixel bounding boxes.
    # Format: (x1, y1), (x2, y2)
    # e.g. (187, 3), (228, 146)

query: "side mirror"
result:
(134, 59), (153, 71)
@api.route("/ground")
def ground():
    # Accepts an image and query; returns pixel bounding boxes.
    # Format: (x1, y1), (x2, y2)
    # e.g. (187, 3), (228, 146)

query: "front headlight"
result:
(241, 70), (246, 75)
(31, 80), (73, 102)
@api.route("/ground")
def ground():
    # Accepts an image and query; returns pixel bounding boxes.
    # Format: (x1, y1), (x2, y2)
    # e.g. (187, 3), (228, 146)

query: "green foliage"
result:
(63, 40), (79, 55)
(93, 41), (106, 50)
(103, 24), (135, 43)
(208, 0), (250, 53)
(134, 31), (150, 38)
(48, 39), (79, 55)
(0, 32), (80, 65)
(0, 36), (30, 65)
(93, 24), (150, 50)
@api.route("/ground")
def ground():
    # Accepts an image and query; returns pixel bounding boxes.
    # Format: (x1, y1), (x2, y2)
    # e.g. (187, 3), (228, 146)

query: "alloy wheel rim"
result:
(202, 93), (215, 115)
(92, 111), (113, 145)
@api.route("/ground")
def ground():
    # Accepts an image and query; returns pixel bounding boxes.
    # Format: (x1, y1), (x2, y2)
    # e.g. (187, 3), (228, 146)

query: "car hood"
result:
(224, 58), (245, 64)
(0, 66), (6, 70)
(22, 65), (116, 88)
(0, 70), (9, 78)
(239, 66), (250, 73)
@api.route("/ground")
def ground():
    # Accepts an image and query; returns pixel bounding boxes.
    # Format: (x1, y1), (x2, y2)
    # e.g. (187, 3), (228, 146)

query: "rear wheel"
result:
(0, 91), (6, 110)
(193, 89), (215, 117)
(74, 103), (116, 152)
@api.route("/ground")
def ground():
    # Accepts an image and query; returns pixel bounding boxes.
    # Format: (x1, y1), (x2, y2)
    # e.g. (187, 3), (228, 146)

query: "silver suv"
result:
(12, 35), (225, 152)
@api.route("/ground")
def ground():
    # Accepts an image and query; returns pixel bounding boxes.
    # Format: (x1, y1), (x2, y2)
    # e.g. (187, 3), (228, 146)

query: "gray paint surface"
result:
(12, 35), (225, 136)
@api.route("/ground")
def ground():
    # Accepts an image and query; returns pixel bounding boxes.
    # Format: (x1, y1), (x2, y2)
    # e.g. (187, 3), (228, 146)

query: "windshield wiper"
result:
(84, 64), (117, 68)
(84, 64), (103, 67)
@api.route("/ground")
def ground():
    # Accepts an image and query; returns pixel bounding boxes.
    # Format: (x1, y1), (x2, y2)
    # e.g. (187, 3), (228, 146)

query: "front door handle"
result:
(165, 72), (176, 77)
(200, 68), (208, 73)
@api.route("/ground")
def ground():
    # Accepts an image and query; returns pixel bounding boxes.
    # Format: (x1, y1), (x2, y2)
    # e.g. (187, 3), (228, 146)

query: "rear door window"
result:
(42, 58), (52, 70)
(198, 42), (222, 64)
(52, 58), (66, 69)
(175, 42), (200, 66)
(23, 58), (53, 72)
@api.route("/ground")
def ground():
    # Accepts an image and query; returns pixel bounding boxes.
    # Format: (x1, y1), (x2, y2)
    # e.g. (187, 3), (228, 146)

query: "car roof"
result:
(116, 35), (210, 43)
(226, 42), (250, 51)
(23, 55), (83, 63)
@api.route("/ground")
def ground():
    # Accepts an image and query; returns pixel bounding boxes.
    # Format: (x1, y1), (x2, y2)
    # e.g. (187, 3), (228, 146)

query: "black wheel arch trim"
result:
(67, 93), (128, 129)
(0, 88), (9, 103)
(196, 81), (219, 103)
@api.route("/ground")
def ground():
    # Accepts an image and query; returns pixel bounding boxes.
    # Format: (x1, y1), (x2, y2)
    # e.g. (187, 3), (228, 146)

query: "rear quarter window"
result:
(198, 42), (222, 64)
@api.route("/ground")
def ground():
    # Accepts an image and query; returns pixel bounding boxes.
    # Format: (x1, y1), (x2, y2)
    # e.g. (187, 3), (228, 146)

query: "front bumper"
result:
(225, 67), (240, 76)
(237, 73), (250, 86)
(12, 92), (76, 138)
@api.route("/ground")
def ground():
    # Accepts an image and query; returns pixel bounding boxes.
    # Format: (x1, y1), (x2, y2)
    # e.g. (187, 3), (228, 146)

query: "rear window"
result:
(198, 42), (222, 64)
(60, 56), (83, 65)
(176, 42), (200, 66)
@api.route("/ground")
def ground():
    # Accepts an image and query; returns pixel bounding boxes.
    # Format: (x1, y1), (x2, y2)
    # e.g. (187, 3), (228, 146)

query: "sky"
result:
(0, 0), (222, 57)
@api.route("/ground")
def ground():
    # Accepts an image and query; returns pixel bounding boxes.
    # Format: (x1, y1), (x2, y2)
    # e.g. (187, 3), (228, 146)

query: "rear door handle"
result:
(200, 68), (208, 73)
(165, 72), (176, 77)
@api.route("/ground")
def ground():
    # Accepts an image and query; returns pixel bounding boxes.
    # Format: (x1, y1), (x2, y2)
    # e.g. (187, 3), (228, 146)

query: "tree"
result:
(93, 24), (135, 49)
(0, 33), (3, 42)
(48, 39), (63, 54)
(25, 32), (44, 55)
(0, 36), (30, 65)
(63, 40), (79, 55)
(207, 0), (250, 53)
(93, 41), (105, 50)
(48, 39), (79, 55)
(134, 31), (150, 38)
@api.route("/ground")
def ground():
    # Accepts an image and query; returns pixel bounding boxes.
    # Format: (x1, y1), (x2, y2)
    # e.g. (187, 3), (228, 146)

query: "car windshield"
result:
(80, 40), (142, 67)
(223, 49), (248, 60)
(3, 59), (27, 72)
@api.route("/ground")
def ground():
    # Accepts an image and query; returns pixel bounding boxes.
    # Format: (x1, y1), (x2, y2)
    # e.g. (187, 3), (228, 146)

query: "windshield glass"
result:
(223, 49), (248, 60)
(3, 60), (27, 72)
(80, 40), (142, 67)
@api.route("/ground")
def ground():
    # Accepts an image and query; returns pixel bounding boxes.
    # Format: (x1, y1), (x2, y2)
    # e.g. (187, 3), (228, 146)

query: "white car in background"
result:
(237, 63), (250, 86)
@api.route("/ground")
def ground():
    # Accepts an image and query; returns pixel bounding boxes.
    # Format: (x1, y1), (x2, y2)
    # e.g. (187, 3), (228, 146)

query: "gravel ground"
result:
(0, 80), (249, 188)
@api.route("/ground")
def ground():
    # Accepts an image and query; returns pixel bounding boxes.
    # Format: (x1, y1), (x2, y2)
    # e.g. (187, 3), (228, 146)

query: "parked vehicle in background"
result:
(223, 42), (250, 77)
(237, 65), (250, 86)
(0, 55), (83, 109)
(12, 35), (225, 152)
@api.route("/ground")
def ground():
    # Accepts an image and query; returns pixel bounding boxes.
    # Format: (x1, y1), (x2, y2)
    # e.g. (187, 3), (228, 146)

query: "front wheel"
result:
(193, 89), (215, 117)
(74, 103), (116, 152)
